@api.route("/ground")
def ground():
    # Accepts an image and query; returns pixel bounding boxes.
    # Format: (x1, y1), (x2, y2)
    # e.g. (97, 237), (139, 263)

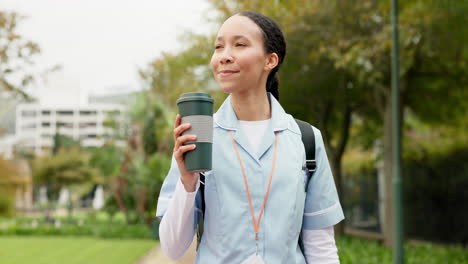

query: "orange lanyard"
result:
(229, 131), (279, 254)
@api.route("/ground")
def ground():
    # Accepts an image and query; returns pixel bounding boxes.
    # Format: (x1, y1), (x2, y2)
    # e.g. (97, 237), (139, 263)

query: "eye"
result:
(214, 45), (223, 50)
(235, 43), (246, 47)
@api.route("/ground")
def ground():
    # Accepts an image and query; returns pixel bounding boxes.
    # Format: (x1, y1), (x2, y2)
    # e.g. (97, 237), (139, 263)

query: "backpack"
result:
(196, 118), (316, 252)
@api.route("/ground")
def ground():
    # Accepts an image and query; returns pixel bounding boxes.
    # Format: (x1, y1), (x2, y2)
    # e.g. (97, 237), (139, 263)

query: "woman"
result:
(157, 11), (344, 264)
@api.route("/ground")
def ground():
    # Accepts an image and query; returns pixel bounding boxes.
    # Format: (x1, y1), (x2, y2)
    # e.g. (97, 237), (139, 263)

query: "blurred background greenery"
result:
(1, 0), (467, 263)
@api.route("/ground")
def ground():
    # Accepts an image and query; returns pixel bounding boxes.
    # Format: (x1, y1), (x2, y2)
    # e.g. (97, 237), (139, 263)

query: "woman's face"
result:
(210, 15), (273, 95)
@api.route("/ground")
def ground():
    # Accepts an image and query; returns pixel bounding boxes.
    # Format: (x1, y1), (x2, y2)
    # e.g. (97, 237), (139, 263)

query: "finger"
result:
(174, 134), (197, 151)
(175, 134), (197, 149)
(174, 114), (181, 129)
(173, 115), (181, 140)
(174, 144), (196, 159)
(173, 123), (191, 140)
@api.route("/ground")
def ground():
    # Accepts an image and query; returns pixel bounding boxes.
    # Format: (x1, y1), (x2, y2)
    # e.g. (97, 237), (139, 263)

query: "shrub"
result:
(0, 223), (153, 239)
(0, 215), (158, 240)
(0, 193), (14, 217)
(404, 147), (468, 245)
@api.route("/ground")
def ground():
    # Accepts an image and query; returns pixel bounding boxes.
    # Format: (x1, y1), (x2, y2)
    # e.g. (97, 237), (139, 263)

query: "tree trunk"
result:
(113, 176), (129, 221)
(136, 186), (148, 224)
(325, 103), (352, 237)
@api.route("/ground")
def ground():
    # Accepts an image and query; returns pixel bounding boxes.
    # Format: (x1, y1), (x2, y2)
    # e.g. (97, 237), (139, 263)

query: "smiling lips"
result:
(217, 70), (240, 77)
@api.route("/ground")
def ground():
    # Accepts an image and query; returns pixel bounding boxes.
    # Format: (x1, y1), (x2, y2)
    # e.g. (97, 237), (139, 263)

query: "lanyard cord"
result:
(228, 131), (279, 242)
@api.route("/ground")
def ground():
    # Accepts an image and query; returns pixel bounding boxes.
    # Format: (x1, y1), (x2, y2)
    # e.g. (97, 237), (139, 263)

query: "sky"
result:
(1, 0), (216, 98)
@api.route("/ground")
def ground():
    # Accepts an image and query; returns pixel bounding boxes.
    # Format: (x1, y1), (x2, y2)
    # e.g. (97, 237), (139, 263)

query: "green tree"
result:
(109, 92), (177, 224)
(32, 148), (102, 200)
(33, 147), (102, 222)
(296, 0), (467, 245)
(89, 144), (122, 179)
(0, 11), (40, 99)
(130, 92), (174, 156)
(0, 157), (18, 216)
(52, 132), (80, 155)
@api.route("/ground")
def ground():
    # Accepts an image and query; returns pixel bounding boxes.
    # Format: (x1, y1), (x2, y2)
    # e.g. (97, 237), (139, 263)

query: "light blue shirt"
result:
(157, 93), (344, 263)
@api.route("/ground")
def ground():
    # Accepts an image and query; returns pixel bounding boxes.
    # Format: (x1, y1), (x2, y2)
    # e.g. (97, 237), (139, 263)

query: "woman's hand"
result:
(173, 114), (199, 192)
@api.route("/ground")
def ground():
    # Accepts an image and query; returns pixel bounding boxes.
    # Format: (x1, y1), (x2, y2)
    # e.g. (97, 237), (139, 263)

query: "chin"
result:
(219, 83), (237, 94)
(221, 88), (234, 94)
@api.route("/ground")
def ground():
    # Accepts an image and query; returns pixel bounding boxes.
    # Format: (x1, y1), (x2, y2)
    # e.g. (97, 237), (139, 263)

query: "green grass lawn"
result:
(0, 235), (466, 264)
(0, 236), (155, 264)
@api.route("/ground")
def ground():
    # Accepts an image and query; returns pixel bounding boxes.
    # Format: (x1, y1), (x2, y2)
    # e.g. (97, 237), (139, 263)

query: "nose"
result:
(219, 49), (233, 64)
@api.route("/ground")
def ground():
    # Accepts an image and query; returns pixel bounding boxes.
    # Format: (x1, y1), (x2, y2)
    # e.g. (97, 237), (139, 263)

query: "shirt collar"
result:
(214, 92), (291, 132)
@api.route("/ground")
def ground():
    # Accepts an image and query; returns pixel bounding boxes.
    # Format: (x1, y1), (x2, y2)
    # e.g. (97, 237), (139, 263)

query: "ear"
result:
(264, 53), (279, 71)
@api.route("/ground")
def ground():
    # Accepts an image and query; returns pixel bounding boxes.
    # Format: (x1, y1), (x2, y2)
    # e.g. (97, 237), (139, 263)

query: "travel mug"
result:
(176, 92), (214, 172)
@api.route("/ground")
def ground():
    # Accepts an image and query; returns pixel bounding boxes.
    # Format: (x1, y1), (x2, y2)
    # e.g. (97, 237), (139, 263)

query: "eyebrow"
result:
(216, 35), (250, 41)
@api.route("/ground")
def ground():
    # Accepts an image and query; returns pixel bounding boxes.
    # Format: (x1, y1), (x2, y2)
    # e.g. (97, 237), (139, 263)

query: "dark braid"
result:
(238, 11), (286, 101)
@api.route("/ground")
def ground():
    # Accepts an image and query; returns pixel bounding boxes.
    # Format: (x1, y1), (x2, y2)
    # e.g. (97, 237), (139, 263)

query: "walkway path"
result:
(134, 238), (197, 264)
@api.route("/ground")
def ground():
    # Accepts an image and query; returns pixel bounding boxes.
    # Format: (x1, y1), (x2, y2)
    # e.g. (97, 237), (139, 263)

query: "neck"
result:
(231, 90), (271, 121)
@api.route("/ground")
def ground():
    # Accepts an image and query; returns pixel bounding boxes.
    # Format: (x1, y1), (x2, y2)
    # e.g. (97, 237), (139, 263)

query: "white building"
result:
(16, 103), (124, 154)
(11, 70), (126, 155)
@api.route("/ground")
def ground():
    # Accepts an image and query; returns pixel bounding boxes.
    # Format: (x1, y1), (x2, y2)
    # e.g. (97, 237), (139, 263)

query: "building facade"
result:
(15, 103), (125, 155)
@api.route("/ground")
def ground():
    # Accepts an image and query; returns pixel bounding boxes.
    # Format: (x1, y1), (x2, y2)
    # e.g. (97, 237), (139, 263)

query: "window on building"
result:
(57, 122), (73, 128)
(21, 124), (36, 130)
(21, 110), (36, 117)
(79, 110), (97, 115)
(79, 122), (97, 129)
(57, 110), (74, 115)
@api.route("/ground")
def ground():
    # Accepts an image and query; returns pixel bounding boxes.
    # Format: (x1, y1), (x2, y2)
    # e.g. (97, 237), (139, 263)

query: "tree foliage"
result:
(32, 148), (102, 199)
(139, 33), (226, 111)
(89, 144), (122, 180)
(0, 157), (17, 184)
(0, 11), (40, 99)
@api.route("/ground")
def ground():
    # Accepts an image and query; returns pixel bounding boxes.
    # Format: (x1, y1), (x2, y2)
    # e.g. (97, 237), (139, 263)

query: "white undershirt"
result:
(239, 119), (270, 154)
(159, 119), (339, 263)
